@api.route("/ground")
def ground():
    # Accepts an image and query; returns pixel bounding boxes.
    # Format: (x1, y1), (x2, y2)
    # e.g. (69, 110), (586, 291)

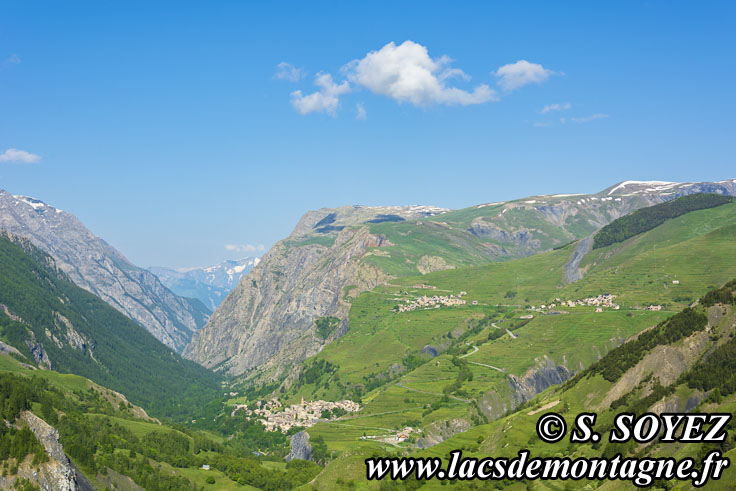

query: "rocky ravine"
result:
(0, 190), (208, 351)
(185, 180), (736, 378)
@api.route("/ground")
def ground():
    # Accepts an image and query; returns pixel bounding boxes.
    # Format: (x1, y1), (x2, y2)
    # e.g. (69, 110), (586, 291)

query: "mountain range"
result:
(148, 257), (260, 312)
(2, 179), (736, 489)
(0, 190), (209, 351)
(185, 179), (736, 380)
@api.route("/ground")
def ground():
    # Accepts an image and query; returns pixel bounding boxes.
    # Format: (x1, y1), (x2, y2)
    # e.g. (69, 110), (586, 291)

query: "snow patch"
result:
(607, 180), (678, 195)
(362, 204), (449, 215)
(13, 195), (47, 210)
(477, 202), (505, 208)
(227, 264), (249, 275)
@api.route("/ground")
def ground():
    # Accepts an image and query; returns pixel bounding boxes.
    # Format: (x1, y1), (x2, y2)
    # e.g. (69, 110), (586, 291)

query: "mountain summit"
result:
(148, 257), (261, 311)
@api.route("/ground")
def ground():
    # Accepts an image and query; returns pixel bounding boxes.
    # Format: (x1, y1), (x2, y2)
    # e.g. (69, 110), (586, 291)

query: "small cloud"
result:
(275, 62), (305, 82)
(5, 54), (21, 65)
(346, 41), (497, 106)
(290, 72), (351, 116)
(541, 102), (571, 114)
(356, 103), (367, 120)
(0, 148), (41, 164)
(494, 60), (555, 92)
(225, 243), (266, 253)
(532, 122), (554, 128)
(572, 113), (609, 123)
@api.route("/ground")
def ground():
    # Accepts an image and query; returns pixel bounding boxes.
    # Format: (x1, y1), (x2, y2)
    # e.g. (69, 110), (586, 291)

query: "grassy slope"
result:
(286, 203), (736, 487)
(358, 194), (640, 277)
(306, 203), (736, 389)
(309, 300), (736, 489)
(415, 304), (736, 490)
(362, 220), (501, 277)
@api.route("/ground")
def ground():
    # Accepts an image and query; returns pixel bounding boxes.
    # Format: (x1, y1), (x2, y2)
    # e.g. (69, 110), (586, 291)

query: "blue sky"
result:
(1, 1), (734, 268)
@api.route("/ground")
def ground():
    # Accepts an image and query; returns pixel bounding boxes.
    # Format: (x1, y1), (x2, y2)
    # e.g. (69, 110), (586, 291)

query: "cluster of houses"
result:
(525, 294), (667, 313)
(530, 294), (620, 313)
(232, 397), (360, 433)
(396, 292), (467, 313)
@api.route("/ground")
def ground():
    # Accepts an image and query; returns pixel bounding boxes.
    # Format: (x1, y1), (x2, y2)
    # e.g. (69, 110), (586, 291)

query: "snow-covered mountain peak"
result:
(148, 257), (260, 311)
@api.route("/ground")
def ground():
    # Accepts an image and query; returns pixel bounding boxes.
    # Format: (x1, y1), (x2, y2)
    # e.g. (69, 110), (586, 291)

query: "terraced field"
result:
(283, 202), (736, 485)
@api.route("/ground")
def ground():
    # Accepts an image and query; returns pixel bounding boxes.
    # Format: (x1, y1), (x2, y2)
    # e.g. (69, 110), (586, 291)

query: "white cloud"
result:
(275, 62), (305, 82)
(0, 148), (41, 164)
(541, 102), (570, 114)
(532, 122), (554, 128)
(345, 41), (496, 106)
(356, 103), (367, 120)
(225, 243), (266, 253)
(285, 42), (557, 115)
(495, 60), (554, 92)
(5, 54), (21, 65)
(572, 113), (609, 123)
(290, 73), (351, 116)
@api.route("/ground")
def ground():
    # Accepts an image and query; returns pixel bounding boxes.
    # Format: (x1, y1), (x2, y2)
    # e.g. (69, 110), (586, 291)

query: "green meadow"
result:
(287, 202), (736, 479)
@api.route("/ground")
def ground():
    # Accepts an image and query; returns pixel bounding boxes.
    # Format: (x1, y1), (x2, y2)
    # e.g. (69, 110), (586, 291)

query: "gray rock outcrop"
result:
(563, 235), (593, 283)
(286, 431), (312, 462)
(19, 411), (77, 491)
(508, 357), (574, 406)
(421, 345), (439, 357)
(416, 419), (471, 449)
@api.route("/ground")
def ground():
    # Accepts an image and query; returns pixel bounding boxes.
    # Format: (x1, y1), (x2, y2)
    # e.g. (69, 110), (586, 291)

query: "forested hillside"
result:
(0, 232), (221, 420)
(593, 193), (732, 249)
(0, 355), (322, 490)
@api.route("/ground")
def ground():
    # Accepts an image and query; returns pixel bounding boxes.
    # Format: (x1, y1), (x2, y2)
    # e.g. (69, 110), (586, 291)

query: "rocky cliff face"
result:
(508, 357), (574, 407)
(416, 419), (471, 449)
(0, 411), (80, 491)
(185, 180), (736, 379)
(286, 431), (313, 462)
(185, 225), (391, 377)
(0, 190), (208, 351)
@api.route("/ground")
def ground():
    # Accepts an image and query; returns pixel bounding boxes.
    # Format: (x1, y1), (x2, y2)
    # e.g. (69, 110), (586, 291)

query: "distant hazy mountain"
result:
(0, 190), (209, 351)
(148, 257), (260, 311)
